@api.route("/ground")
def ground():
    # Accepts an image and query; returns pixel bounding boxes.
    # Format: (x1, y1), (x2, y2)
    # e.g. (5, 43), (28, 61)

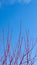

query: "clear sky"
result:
(0, 0), (37, 65)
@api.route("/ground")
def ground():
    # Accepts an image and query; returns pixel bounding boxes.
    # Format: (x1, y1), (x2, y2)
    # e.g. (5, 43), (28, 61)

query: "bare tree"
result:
(0, 24), (37, 65)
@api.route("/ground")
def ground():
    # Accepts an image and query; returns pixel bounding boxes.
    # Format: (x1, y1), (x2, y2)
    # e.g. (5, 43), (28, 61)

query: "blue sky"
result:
(0, 0), (37, 65)
(0, 0), (37, 38)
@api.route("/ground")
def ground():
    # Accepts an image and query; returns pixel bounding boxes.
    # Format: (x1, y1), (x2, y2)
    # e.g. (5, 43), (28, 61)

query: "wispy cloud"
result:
(0, 0), (31, 7)
(0, 1), (2, 8)
(18, 0), (31, 4)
